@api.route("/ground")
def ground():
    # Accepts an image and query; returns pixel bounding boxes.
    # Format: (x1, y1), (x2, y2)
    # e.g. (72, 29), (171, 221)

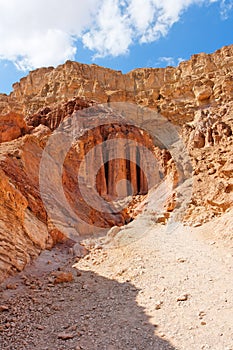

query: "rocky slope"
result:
(0, 44), (233, 281)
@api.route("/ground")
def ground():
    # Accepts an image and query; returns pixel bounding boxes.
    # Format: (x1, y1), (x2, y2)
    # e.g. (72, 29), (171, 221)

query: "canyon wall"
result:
(0, 44), (233, 280)
(0, 45), (232, 123)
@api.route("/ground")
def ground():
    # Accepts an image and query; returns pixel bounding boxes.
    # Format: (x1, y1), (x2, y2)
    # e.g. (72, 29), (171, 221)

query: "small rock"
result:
(198, 311), (206, 319)
(6, 284), (17, 290)
(0, 305), (9, 312)
(201, 321), (207, 326)
(24, 280), (31, 286)
(57, 332), (75, 340)
(155, 301), (163, 310)
(36, 325), (45, 330)
(156, 215), (167, 224)
(82, 284), (89, 290)
(47, 277), (54, 283)
(177, 294), (189, 302)
(54, 272), (74, 284)
(193, 222), (202, 228)
(72, 243), (89, 258)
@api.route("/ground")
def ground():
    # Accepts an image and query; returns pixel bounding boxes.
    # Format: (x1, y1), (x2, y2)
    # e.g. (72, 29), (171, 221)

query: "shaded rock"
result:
(72, 243), (89, 258)
(53, 272), (74, 284)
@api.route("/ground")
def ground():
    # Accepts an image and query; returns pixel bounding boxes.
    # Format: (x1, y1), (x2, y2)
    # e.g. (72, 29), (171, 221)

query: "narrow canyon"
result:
(0, 44), (233, 350)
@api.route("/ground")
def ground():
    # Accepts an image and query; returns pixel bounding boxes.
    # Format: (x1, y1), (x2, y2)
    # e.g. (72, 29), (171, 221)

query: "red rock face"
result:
(75, 123), (157, 199)
(0, 99), (168, 280)
(25, 98), (92, 131)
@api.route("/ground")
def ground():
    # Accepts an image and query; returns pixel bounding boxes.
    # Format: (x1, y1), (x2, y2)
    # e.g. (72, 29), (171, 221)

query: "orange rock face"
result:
(0, 112), (28, 142)
(0, 44), (233, 280)
(1, 45), (232, 122)
(0, 99), (165, 281)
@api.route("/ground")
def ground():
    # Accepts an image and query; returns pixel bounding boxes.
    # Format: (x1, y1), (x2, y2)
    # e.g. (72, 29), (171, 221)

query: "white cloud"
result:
(0, 0), (100, 70)
(156, 56), (186, 67)
(177, 57), (186, 64)
(82, 0), (132, 57)
(0, 0), (231, 71)
(157, 56), (176, 66)
(220, 0), (233, 19)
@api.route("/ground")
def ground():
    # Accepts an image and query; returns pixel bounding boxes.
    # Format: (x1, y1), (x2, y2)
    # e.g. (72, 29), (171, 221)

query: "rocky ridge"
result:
(0, 45), (233, 122)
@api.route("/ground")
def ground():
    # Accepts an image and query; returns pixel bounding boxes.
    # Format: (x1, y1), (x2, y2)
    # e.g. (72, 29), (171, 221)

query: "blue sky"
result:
(0, 0), (232, 94)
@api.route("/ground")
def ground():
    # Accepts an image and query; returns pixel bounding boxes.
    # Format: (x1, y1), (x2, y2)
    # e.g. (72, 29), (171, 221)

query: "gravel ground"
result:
(0, 241), (174, 350)
(1, 210), (233, 350)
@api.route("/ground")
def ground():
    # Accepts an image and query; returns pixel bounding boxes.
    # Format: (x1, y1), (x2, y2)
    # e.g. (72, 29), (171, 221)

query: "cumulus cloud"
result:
(0, 0), (230, 71)
(0, 0), (99, 70)
(82, 0), (133, 57)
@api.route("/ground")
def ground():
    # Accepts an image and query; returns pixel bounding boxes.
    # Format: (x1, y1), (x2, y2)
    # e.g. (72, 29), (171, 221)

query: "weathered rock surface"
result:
(0, 44), (233, 280)
(183, 103), (233, 224)
(0, 112), (28, 142)
(0, 98), (167, 280)
(1, 45), (232, 122)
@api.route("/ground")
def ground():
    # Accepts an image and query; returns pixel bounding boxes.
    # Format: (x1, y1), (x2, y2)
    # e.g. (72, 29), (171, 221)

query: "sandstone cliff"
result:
(1, 45), (232, 122)
(0, 44), (232, 280)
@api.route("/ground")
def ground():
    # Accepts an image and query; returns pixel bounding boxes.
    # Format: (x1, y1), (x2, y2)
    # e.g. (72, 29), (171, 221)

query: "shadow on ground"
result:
(1, 251), (176, 350)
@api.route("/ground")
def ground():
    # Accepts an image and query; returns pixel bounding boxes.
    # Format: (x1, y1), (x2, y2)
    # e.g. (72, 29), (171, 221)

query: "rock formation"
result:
(1, 45), (232, 121)
(0, 98), (168, 281)
(0, 44), (233, 280)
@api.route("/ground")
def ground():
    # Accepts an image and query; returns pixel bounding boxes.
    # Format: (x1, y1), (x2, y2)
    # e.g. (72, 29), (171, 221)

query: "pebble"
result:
(193, 222), (202, 227)
(57, 332), (75, 340)
(36, 325), (45, 330)
(0, 305), (9, 312)
(177, 294), (189, 302)
(198, 311), (206, 319)
(155, 301), (163, 310)
(6, 284), (17, 290)
(54, 272), (74, 284)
